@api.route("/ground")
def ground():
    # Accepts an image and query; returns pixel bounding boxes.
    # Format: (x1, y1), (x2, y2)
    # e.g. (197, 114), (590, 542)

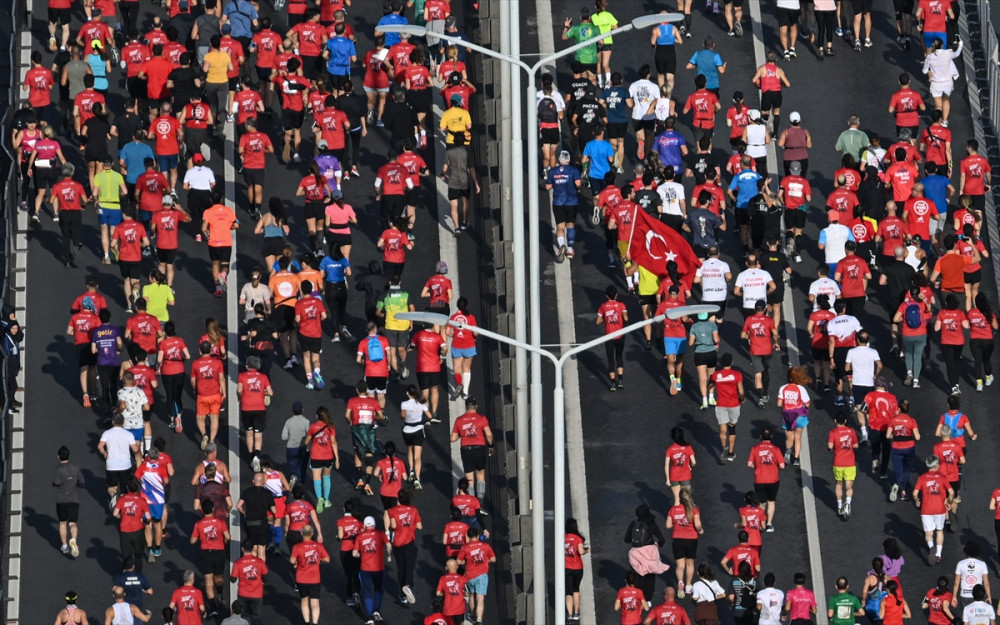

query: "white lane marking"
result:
(431, 103), (464, 486)
(534, 3), (597, 622)
(224, 120), (242, 600)
(748, 1), (827, 618)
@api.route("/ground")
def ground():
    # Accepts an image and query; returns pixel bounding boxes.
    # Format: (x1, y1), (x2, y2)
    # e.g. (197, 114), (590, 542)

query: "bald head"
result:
(894, 246), (905, 260)
(664, 586), (677, 601)
(446, 558), (459, 573)
(112, 586), (126, 601)
(253, 472), (265, 486)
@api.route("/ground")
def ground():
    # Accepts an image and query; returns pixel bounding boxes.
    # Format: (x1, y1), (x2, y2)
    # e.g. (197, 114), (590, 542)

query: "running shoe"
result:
(733, 21), (743, 37)
(976, 380), (984, 392)
(794, 254), (802, 263)
(835, 395), (845, 406)
(644, 340), (652, 352)
(402, 585), (416, 604)
(837, 504), (843, 516)
(400, 366), (409, 380)
(756, 397), (766, 409)
(373, 611), (383, 622)
(201, 434), (209, 450)
(347, 597), (357, 607)
(854, 39), (861, 51)
(305, 381), (315, 390)
(556, 244), (567, 263)
(789, 47), (797, 57)
(903, 371), (913, 385)
(864, 38), (873, 47)
(986, 374), (995, 386)
(843, 501), (851, 518)
(316, 498), (326, 514)
(251, 455), (262, 474)
(567, 247), (575, 259)
(314, 372), (325, 389)
(449, 384), (464, 401)
(414, 478), (422, 490)
(61, 544), (70, 555)
(835, 27), (844, 36)
(889, 483), (899, 502)
(609, 383), (617, 393)
(69, 538), (79, 557)
(900, 490), (910, 501)
(911, 380), (920, 389)
(727, 452), (736, 462)
(950, 384), (961, 395)
(708, 392), (716, 406)
(637, 140), (645, 160)
(784, 449), (792, 463)
(765, 524), (774, 533)
(616, 379), (624, 390)
(174, 418), (183, 433)
(363, 483), (374, 496)
(793, 458), (800, 466)
(700, 398), (708, 410)
(355, 478), (365, 491)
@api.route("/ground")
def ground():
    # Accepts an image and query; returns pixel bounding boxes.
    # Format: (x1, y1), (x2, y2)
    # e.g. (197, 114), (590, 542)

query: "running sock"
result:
(927, 540), (934, 549)
(935, 545), (943, 556)
(306, 372), (313, 382)
(313, 479), (323, 501)
(274, 525), (283, 546)
(461, 372), (471, 392)
(322, 475), (331, 500)
(313, 367), (321, 376)
(860, 425), (868, 438)
(557, 235), (566, 248)
(567, 227), (576, 247)
(795, 234), (803, 251)
(837, 499), (842, 508)
(455, 373), (462, 387)
(144, 436), (152, 451)
(845, 497), (852, 504)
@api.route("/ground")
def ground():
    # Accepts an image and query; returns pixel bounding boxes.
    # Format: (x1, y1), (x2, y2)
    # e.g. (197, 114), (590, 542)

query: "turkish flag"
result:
(626, 207), (701, 285)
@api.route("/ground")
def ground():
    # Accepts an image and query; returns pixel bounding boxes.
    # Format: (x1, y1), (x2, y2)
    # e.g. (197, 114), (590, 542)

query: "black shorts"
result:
(965, 269), (982, 284)
(811, 346), (827, 362)
(119, 261), (141, 280)
(832, 346), (849, 378)
(639, 294), (658, 311)
(200, 549), (226, 576)
(417, 370), (440, 390)
(407, 89), (432, 114)
(228, 76), (239, 91)
(326, 232), (352, 250)
(300, 55), (321, 80)
(540, 127), (560, 145)
(56, 502), (80, 523)
(381, 195), (405, 219)
(655, 45), (677, 75)
(402, 428), (425, 447)
(607, 122), (628, 140)
(725, 0), (744, 6)
(672, 538), (699, 560)
(776, 7), (801, 26)
(185, 128), (207, 155)
(107, 469), (132, 489)
(328, 73), (350, 90)
(761, 91), (783, 111)
(448, 187), (470, 200)
(156, 248), (177, 264)
(76, 343), (97, 367)
(243, 410), (266, 432)
(784, 208), (807, 229)
(767, 288), (784, 306)
(950, 479), (961, 494)
(460, 445), (488, 473)
(245, 521), (269, 546)
(35, 167), (59, 189)
(282, 109), (305, 130)
(398, 187), (418, 209)
(243, 167), (266, 186)
(754, 481), (780, 502)
(262, 236), (287, 258)
(578, 62), (597, 75)
(365, 375), (388, 393)
(633, 118), (655, 134)
(893, 0), (914, 13)
(49, 6), (72, 25)
(208, 246), (232, 262)
(380, 494), (397, 510)
(735, 208), (751, 226)
(694, 351), (718, 368)
(309, 457), (334, 469)
(255, 66), (273, 82)
(566, 568), (584, 594)
(299, 334), (322, 354)
(851, 0), (874, 12)
(553, 204), (578, 225)
(273, 306), (296, 333)
(305, 200), (326, 221)
(298, 583), (321, 599)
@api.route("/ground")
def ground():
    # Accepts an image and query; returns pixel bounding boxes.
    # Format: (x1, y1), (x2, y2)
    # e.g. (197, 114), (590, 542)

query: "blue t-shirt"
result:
(729, 170), (763, 208)
(376, 13), (409, 47)
(921, 174), (950, 215)
(319, 255), (351, 283)
(119, 142), (155, 184)
(583, 140), (615, 180)
(547, 165), (581, 206)
(222, 0), (257, 38)
(601, 86), (630, 124)
(325, 36), (356, 75)
(653, 130), (686, 170)
(689, 49), (724, 90)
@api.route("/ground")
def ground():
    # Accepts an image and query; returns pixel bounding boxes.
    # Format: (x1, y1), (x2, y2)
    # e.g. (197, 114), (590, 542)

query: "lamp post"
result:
(401, 304), (717, 624)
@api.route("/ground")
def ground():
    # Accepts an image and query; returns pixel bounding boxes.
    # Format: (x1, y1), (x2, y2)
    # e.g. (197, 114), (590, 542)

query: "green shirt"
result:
(689, 321), (718, 353)
(143, 283), (174, 322)
(566, 22), (598, 64)
(377, 288), (411, 331)
(591, 10), (618, 42)
(94, 169), (125, 208)
(828, 592), (862, 625)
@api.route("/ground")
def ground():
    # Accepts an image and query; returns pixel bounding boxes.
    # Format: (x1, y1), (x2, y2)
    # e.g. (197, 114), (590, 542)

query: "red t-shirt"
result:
(808, 309), (836, 347)
(877, 216), (909, 256)
(656, 298), (689, 338)
(73, 89), (105, 126)
(193, 516), (228, 550)
(826, 187), (859, 220)
(122, 42), (151, 77)
(239, 131), (273, 170)
(452, 493), (480, 518)
(158, 336), (187, 376)
(252, 29), (283, 68)
(126, 312), (161, 354)
(412, 329), (445, 373)
(684, 89), (719, 128)
(404, 65), (432, 91)
(739, 505), (765, 547)
(992, 489), (1000, 520)
(887, 161), (918, 202)
(914, 470), (950, 515)
(848, 218), (876, 244)
(113, 220), (148, 262)
(903, 196), (935, 239)
(564, 532), (586, 569)
(191, 355), (224, 397)
(937, 309), (966, 345)
(458, 539), (495, 579)
(667, 504), (699, 540)
(377, 162), (410, 196)
(726, 105), (750, 139)
(315, 108), (348, 150)
(170, 586), (205, 625)
(233, 89), (263, 125)
(648, 602), (692, 625)
(154, 210), (183, 250)
(742, 314), (775, 356)
(347, 395), (382, 426)
(285, 499), (315, 532)
(379, 229), (410, 263)
(275, 74), (311, 111)
(723, 543), (761, 576)
(231, 555), (268, 599)
(143, 57), (174, 100)
(828, 425), (858, 467)
(129, 364), (156, 404)
(219, 37), (244, 78)
(437, 573), (469, 616)
(449, 312), (477, 349)
(710, 369), (743, 407)
(423, 274), (453, 307)
(151, 115), (181, 156)
(922, 124), (952, 165)
(359, 335), (391, 377)
(25, 66), (54, 107)
(835, 255), (871, 298)
(598, 300), (628, 334)
(294, 295), (326, 338)
(748, 441), (783, 483)
(780, 175), (811, 210)
(356, 529), (389, 572)
(933, 439), (964, 482)
(924, 589), (955, 625)
(665, 443), (695, 482)
(292, 22), (325, 56)
(388, 504), (422, 546)
(69, 310), (100, 345)
(835, 168), (861, 191)
(337, 514), (363, 552)
(306, 420), (335, 460)
(52, 179), (86, 211)
(398, 151), (428, 187)
(966, 308), (994, 340)
(889, 87), (925, 127)
(136, 170), (170, 213)
(376, 456), (408, 497)
(237, 370), (270, 411)
(443, 520), (469, 558)
(291, 540), (329, 584)
(889, 414), (918, 449)
(617, 586), (647, 625)
(115, 493), (150, 532)
(452, 412), (490, 446)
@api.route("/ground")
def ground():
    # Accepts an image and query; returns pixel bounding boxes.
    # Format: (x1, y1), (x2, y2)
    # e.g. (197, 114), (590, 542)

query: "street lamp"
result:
(401, 303), (716, 624)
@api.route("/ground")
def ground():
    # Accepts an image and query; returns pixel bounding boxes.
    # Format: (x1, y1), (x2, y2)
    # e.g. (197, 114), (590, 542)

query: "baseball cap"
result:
(92, 40), (104, 50)
(363, 516), (376, 527)
(733, 90), (744, 102)
(875, 376), (888, 388)
(827, 210), (840, 223)
(292, 401), (304, 413)
(191, 153), (204, 165)
(558, 150), (571, 164)
(754, 299), (766, 311)
(789, 161), (802, 174)
(435, 261), (448, 274)
(697, 312), (709, 320)
(450, 93), (463, 105)
(748, 109), (761, 121)
(789, 111), (801, 123)
(161, 194), (175, 206)
(330, 190), (343, 200)
(221, 23), (232, 34)
(465, 397), (478, 407)
(448, 72), (462, 85)
(318, 140), (329, 150)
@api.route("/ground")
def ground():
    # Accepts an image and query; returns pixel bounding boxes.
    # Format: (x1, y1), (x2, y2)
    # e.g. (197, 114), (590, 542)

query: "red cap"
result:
(192, 153), (204, 164)
(827, 209), (840, 222)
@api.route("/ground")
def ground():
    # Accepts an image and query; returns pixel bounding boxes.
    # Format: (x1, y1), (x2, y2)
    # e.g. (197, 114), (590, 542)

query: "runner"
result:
(190, 499), (230, 615)
(355, 516), (391, 625)
(737, 491), (766, 557)
(887, 399), (920, 502)
(290, 524), (330, 625)
(828, 578), (864, 625)
(777, 366), (811, 465)
(387, 488), (422, 605)
(710, 353), (745, 461)
(451, 397), (494, 500)
(201, 193), (239, 297)
(52, 446), (84, 558)
(135, 447), (168, 562)
(952, 542), (991, 613)
(336, 500), (364, 607)
(345, 379), (384, 494)
(665, 427), (696, 505)
(113, 476), (151, 572)
(922, 577), (956, 625)
(305, 406), (340, 512)
(237, 355), (273, 465)
(458, 527), (497, 625)
(748, 426), (785, 531)
(913, 455), (954, 563)
(665, 489), (703, 597)
(399, 385), (432, 488)
(740, 300), (779, 408)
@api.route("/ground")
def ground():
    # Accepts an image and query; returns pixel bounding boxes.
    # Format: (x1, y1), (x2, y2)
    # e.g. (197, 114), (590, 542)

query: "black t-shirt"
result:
(383, 101), (418, 140)
(245, 317), (278, 348)
(859, 176), (888, 221)
(686, 151), (719, 185)
(634, 189), (662, 214)
(573, 97), (605, 133)
(881, 259), (916, 305)
(114, 111), (145, 150)
(84, 116), (112, 158)
(335, 93), (367, 129)
(760, 251), (790, 292)
(168, 66), (201, 107)
(239, 485), (275, 521)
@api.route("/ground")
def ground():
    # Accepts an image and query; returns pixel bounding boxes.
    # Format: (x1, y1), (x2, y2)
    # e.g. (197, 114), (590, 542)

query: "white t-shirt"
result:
(735, 268), (772, 309)
(535, 89), (567, 113)
(845, 346), (880, 387)
(117, 386), (148, 430)
(240, 282), (272, 314)
(962, 602), (996, 625)
(821, 224), (852, 264)
(757, 587), (785, 625)
(100, 427), (137, 471)
(628, 79), (658, 120)
(955, 558), (989, 597)
(654, 97), (673, 122)
(697, 258), (731, 302)
(401, 398), (428, 433)
(183, 165), (216, 191)
(776, 0), (801, 9)
(808, 277), (841, 310)
(827, 314), (863, 342)
(657, 182), (686, 216)
(691, 578), (726, 603)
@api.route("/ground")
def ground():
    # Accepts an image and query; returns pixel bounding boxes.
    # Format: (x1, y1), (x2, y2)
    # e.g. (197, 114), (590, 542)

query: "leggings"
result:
(60, 210), (83, 262)
(340, 550), (361, 597)
(359, 570), (384, 617)
(901, 334), (926, 380)
(345, 129), (363, 173)
(970, 338), (994, 380)
(605, 339), (625, 371)
(869, 429), (891, 475)
(816, 10), (836, 45)
(394, 541), (417, 589)
(98, 365), (120, 409)
(890, 447), (915, 491)
(941, 343), (964, 387)
(162, 373), (185, 417)
(325, 282), (349, 332)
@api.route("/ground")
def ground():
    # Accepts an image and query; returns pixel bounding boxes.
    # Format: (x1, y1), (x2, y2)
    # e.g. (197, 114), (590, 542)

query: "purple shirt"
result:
(654, 130), (686, 171)
(880, 555), (905, 578)
(314, 154), (342, 193)
(91, 324), (121, 367)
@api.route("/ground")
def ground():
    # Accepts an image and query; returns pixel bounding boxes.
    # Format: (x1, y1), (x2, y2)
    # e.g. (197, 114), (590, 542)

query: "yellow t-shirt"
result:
(440, 107), (471, 144)
(637, 265), (660, 296)
(204, 49), (231, 84)
(143, 283), (174, 322)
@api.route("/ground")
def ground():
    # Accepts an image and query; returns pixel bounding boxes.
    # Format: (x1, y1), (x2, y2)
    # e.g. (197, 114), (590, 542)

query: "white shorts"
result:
(928, 216), (943, 235)
(921, 513), (946, 532)
(930, 82), (953, 98)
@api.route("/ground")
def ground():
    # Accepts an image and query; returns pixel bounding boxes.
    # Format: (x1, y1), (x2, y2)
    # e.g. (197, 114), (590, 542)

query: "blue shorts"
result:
(138, 209), (153, 223)
(923, 32), (946, 49)
(451, 346), (477, 359)
(157, 153), (179, 171)
(127, 427), (144, 442)
(663, 337), (687, 356)
(147, 503), (164, 520)
(781, 412), (810, 430)
(98, 208), (123, 226)
(466, 573), (489, 596)
(828, 263), (839, 278)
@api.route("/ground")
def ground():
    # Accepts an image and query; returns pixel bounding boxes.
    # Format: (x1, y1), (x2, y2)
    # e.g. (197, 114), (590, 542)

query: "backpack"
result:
(904, 302), (923, 329)
(630, 521), (653, 547)
(538, 96), (559, 125)
(366, 335), (385, 362)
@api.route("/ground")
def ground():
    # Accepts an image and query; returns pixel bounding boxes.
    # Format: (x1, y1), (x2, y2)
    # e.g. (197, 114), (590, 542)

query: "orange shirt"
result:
(203, 204), (237, 247)
(269, 272), (301, 308)
(297, 268), (323, 293)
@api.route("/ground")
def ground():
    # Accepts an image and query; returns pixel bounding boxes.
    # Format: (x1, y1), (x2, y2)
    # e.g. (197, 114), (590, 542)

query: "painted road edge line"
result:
(224, 119), (242, 601)
(534, 3), (598, 622)
(747, 0), (828, 618)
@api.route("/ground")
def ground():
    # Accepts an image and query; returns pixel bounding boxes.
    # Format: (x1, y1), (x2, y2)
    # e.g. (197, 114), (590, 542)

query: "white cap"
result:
(363, 516), (376, 527)
(748, 109), (761, 121)
(789, 111), (802, 123)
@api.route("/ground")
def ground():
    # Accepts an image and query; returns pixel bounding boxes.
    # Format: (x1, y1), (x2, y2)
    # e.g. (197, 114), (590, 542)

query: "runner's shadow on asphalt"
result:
(809, 474), (838, 512)
(597, 558), (631, 591)
(957, 527), (998, 572)
(21, 506), (62, 552)
(882, 512), (927, 556)
(83, 535), (126, 575)
(80, 467), (111, 509)
(633, 481), (672, 517)
(41, 335), (78, 398)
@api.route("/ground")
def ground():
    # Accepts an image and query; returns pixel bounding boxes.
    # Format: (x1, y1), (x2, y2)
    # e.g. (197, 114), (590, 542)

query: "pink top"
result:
(785, 587), (817, 621)
(324, 202), (356, 235)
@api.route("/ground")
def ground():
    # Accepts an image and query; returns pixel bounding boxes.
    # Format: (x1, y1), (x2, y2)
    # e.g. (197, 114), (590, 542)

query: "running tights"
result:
(360, 570), (384, 617)
(970, 338), (994, 380)
(890, 447), (914, 491)
(341, 550), (361, 597)
(901, 335), (926, 380)
(605, 339), (625, 372)
(162, 373), (185, 417)
(869, 429), (891, 476)
(395, 541), (417, 590)
(941, 343), (963, 387)
(816, 10), (836, 45)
